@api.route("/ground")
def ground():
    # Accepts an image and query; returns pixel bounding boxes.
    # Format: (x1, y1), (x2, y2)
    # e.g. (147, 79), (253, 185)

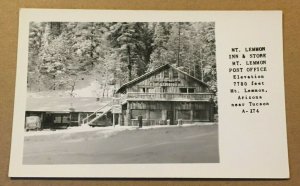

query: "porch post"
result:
(120, 111), (124, 126)
(113, 113), (115, 127)
(209, 98), (214, 122)
(78, 113), (81, 126)
(146, 109), (150, 126)
(126, 101), (131, 126)
(118, 113), (121, 126)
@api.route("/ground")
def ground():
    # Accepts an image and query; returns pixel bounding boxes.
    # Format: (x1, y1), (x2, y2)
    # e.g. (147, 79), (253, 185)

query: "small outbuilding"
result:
(25, 97), (112, 129)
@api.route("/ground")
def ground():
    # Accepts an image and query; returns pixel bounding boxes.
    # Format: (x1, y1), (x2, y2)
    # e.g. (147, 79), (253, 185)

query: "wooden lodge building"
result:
(25, 64), (216, 129)
(113, 64), (216, 126)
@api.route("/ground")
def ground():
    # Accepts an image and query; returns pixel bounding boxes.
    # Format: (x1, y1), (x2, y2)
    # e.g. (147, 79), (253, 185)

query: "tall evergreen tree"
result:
(148, 22), (171, 70)
(27, 21), (216, 95)
(107, 22), (154, 80)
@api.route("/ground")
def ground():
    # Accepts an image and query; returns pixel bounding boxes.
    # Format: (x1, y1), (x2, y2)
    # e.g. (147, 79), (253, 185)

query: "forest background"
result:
(27, 22), (216, 98)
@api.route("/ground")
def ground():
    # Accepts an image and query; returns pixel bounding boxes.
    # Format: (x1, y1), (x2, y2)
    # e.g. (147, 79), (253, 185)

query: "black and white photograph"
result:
(23, 21), (219, 164)
(9, 10), (289, 178)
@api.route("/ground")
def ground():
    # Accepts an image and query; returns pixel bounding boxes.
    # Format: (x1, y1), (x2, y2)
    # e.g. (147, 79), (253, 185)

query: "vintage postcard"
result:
(9, 9), (289, 178)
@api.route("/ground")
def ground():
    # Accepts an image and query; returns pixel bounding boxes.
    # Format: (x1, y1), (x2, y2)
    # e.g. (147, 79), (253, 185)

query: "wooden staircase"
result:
(81, 102), (113, 126)
(81, 95), (127, 126)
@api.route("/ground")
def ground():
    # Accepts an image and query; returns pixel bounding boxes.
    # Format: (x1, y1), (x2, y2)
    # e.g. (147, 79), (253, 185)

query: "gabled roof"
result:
(116, 64), (210, 93)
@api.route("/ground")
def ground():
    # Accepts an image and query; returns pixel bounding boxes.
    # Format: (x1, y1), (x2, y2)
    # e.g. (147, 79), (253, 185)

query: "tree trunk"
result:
(177, 23), (181, 67)
(127, 45), (132, 81)
(70, 80), (76, 97)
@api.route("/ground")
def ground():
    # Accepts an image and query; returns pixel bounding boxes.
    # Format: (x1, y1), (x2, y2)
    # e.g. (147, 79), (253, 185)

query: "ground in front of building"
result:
(23, 124), (219, 164)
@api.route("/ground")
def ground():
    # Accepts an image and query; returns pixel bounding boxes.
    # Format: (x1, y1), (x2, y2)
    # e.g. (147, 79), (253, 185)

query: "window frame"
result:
(179, 88), (188, 93)
(188, 88), (195, 93)
(131, 109), (147, 120)
(179, 87), (196, 93)
(162, 86), (168, 93)
(54, 115), (62, 124)
(163, 69), (170, 78)
(149, 110), (162, 120)
(177, 110), (192, 120)
(193, 109), (209, 121)
(173, 70), (179, 78)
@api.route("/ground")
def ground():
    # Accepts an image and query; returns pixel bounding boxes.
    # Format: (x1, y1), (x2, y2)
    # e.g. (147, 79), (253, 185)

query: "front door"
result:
(70, 113), (79, 126)
(167, 110), (174, 125)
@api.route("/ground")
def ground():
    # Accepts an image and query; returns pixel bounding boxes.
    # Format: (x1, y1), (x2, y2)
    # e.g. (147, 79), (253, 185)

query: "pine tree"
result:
(107, 22), (154, 80)
(27, 21), (216, 96)
(148, 22), (171, 70)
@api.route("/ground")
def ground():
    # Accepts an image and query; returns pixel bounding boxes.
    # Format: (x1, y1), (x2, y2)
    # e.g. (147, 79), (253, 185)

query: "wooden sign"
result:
(112, 105), (122, 113)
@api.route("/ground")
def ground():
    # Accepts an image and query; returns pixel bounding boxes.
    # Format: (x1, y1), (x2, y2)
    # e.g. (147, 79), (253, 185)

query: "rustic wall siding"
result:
(128, 101), (210, 110)
(127, 67), (208, 93)
(120, 65), (214, 126)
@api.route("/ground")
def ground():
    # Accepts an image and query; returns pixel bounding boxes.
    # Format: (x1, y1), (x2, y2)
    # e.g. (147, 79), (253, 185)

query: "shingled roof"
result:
(116, 64), (210, 93)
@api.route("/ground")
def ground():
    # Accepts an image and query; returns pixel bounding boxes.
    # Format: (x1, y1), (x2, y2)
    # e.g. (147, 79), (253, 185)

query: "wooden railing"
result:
(125, 92), (214, 101)
(81, 102), (112, 125)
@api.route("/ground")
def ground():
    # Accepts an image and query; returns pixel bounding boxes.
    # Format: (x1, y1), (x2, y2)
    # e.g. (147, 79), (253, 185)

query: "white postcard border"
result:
(9, 9), (289, 178)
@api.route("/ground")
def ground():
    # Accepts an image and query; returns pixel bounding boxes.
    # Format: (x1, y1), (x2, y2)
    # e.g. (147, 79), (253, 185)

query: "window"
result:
(140, 87), (155, 93)
(62, 115), (70, 123)
(155, 73), (161, 79)
(177, 110), (191, 120)
(193, 110), (209, 120)
(173, 70), (178, 78)
(148, 88), (155, 93)
(149, 110), (162, 119)
(140, 87), (150, 93)
(162, 86), (167, 93)
(188, 88), (195, 93)
(54, 116), (61, 123)
(179, 88), (195, 93)
(179, 88), (187, 93)
(131, 110), (147, 119)
(164, 70), (169, 78)
(70, 113), (79, 121)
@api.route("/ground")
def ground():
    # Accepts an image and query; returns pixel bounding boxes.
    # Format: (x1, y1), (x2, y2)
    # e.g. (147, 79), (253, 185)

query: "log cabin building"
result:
(113, 64), (216, 126)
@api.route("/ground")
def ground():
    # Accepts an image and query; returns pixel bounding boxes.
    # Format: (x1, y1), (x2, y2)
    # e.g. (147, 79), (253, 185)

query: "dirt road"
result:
(23, 125), (219, 164)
